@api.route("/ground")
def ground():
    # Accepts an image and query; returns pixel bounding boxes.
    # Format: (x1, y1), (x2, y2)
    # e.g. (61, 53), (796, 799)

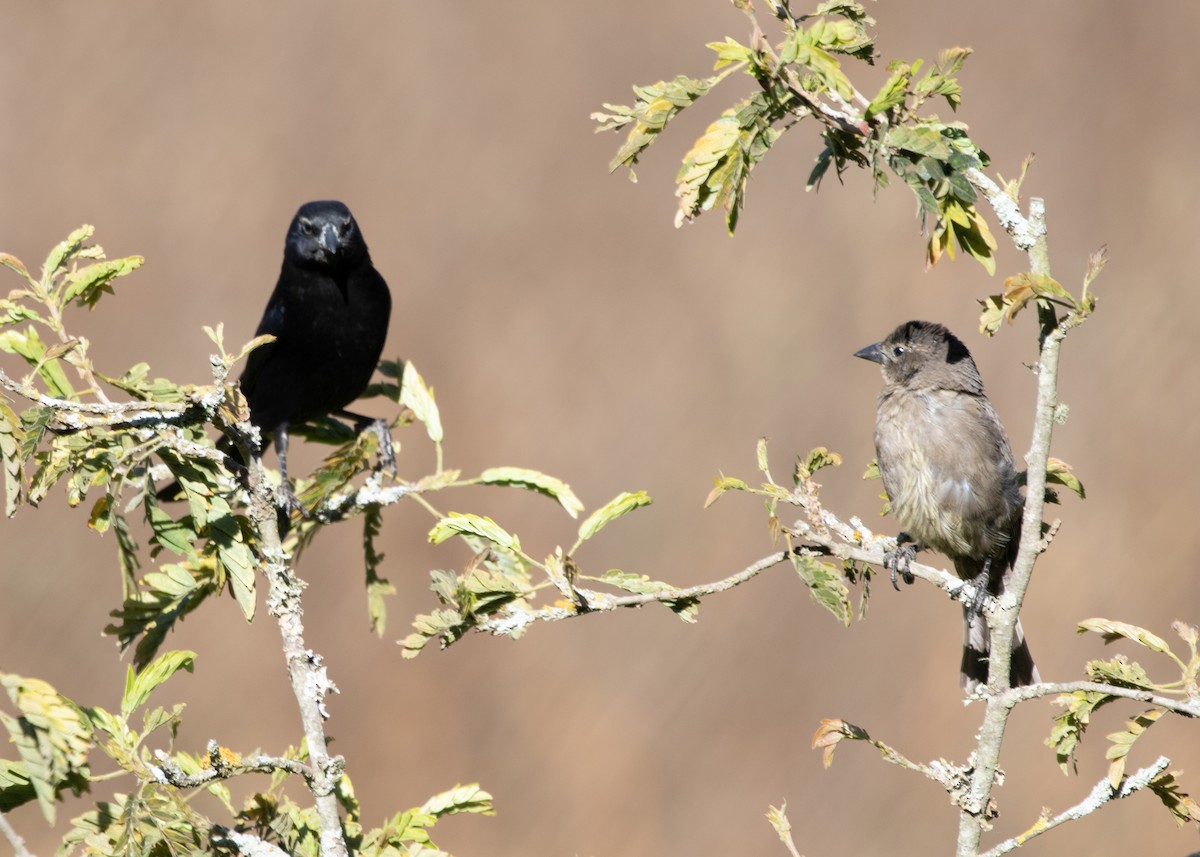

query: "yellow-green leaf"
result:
(1078, 619), (1172, 655)
(400, 362), (443, 444)
(576, 490), (651, 544)
(429, 513), (519, 551)
(479, 466), (584, 519)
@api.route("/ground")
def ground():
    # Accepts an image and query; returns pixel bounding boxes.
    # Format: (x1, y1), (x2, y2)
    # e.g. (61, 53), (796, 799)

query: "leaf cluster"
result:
(707, 440), (855, 625)
(592, 1), (1000, 273)
(1, 653), (491, 856)
(1047, 620), (1200, 825)
(0, 226), (611, 852)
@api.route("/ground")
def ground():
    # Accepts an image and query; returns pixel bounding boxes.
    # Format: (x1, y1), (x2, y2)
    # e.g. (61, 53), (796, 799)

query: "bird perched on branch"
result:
(161, 200), (393, 510)
(238, 200), (394, 508)
(854, 320), (1038, 692)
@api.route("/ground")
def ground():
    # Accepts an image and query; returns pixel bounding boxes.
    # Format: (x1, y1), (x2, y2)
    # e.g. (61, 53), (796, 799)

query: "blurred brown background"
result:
(3, 2), (1199, 855)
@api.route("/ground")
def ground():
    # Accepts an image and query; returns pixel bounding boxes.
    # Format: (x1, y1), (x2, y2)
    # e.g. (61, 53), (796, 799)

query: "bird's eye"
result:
(892, 345), (906, 357)
(298, 220), (316, 236)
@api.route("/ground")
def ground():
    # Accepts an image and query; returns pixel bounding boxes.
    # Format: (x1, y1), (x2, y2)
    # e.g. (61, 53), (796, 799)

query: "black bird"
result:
(854, 320), (1038, 692)
(158, 201), (393, 509)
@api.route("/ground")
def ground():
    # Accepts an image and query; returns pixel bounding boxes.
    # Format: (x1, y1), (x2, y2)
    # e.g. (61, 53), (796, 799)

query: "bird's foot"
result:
(274, 481), (311, 520)
(366, 417), (397, 476)
(884, 533), (920, 590)
(340, 411), (397, 476)
(964, 559), (993, 626)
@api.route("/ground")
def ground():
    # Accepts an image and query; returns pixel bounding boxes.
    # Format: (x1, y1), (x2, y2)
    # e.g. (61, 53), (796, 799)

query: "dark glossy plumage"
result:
(241, 200), (391, 438)
(855, 321), (1038, 692)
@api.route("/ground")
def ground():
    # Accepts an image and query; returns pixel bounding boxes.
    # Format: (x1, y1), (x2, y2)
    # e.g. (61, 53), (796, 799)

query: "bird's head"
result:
(854, 320), (983, 393)
(285, 200), (368, 269)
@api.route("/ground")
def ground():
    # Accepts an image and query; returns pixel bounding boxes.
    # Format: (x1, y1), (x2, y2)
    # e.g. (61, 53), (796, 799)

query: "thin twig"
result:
(149, 740), (314, 789)
(476, 550), (792, 637)
(997, 681), (1200, 719)
(0, 367), (218, 431)
(978, 756), (1170, 857)
(0, 810), (33, 857)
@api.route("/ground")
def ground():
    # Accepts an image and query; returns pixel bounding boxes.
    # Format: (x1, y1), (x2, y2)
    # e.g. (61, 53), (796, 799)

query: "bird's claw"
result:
(964, 560), (992, 626)
(275, 481), (311, 520)
(884, 534), (919, 590)
(368, 418), (398, 476)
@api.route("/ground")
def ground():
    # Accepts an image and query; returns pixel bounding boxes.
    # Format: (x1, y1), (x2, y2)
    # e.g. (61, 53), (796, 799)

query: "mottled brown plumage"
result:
(855, 320), (1038, 692)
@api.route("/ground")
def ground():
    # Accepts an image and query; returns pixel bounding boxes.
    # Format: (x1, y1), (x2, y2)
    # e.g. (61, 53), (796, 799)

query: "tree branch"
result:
(997, 681), (1200, 719)
(149, 740), (314, 789)
(957, 198), (1069, 857)
(244, 449), (348, 857)
(0, 367), (218, 432)
(978, 756), (1170, 857)
(475, 550), (793, 637)
(0, 810), (33, 857)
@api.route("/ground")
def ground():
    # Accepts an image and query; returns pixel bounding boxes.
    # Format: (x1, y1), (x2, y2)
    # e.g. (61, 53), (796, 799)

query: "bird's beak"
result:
(319, 223), (339, 255)
(854, 342), (884, 364)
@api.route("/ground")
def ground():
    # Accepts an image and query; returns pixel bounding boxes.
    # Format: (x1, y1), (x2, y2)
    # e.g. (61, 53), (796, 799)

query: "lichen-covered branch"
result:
(957, 199), (1074, 857)
(150, 739), (313, 789)
(244, 451), (348, 857)
(978, 756), (1170, 857)
(475, 550), (792, 637)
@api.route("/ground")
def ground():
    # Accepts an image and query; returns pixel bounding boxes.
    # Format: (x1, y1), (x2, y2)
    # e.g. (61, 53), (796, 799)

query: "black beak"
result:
(319, 223), (339, 255)
(853, 342), (884, 364)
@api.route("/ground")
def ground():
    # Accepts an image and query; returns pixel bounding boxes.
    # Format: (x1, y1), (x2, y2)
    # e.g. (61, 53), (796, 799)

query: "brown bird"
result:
(855, 320), (1039, 692)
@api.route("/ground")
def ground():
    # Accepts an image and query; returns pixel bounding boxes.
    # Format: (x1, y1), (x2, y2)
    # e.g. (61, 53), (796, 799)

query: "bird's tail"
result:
(961, 609), (1039, 693)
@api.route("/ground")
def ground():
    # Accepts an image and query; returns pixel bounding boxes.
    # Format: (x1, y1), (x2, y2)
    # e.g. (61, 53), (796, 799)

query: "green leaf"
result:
(756, 437), (771, 476)
(575, 490), (651, 544)
(865, 61), (913, 117)
(1078, 619), (1172, 655)
(120, 650), (196, 717)
(61, 255), (144, 308)
(595, 74), (726, 179)
(0, 253), (34, 284)
(1085, 655), (1155, 690)
(41, 225), (94, 282)
(600, 570), (699, 622)
(1149, 771), (1200, 826)
(400, 361), (443, 444)
(402, 607), (472, 658)
(1105, 709), (1163, 788)
(0, 759), (36, 813)
(708, 36), (754, 68)
(0, 674), (92, 824)
(98, 362), (186, 403)
(419, 783), (495, 818)
(145, 502), (197, 557)
(675, 88), (790, 233)
(479, 466), (584, 519)
(791, 554), (851, 626)
(766, 801), (792, 844)
(1046, 457), (1085, 499)
(208, 496), (257, 621)
(0, 399), (24, 517)
(106, 561), (219, 670)
(429, 512), (519, 551)
(0, 326), (74, 399)
(886, 126), (951, 159)
(1046, 689), (1111, 774)
(363, 506), (394, 637)
(798, 447), (842, 478)
(704, 474), (750, 508)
